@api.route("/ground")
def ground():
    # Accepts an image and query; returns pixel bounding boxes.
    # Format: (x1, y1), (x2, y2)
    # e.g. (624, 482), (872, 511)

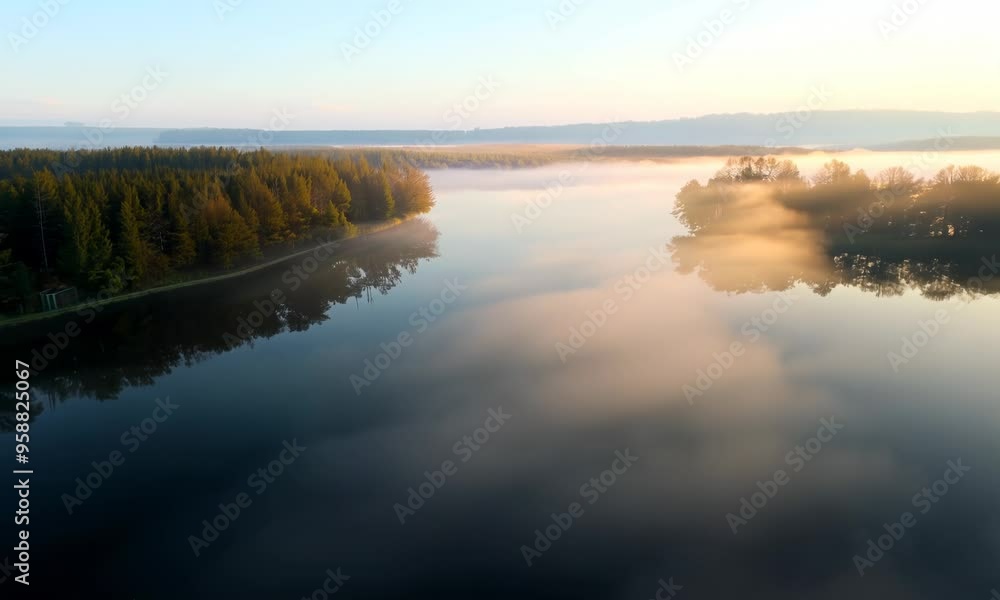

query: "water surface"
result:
(3, 155), (999, 599)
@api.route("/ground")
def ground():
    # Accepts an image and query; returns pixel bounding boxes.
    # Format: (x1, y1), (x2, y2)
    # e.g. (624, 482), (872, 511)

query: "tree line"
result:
(674, 156), (1000, 240)
(310, 145), (817, 171)
(0, 147), (435, 314)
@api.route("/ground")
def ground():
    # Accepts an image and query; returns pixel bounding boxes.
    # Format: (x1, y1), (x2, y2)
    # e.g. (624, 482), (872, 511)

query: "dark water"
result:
(2, 159), (1000, 599)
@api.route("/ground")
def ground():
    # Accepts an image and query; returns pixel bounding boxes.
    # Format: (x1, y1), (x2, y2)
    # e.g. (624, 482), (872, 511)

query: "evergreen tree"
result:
(118, 185), (148, 283)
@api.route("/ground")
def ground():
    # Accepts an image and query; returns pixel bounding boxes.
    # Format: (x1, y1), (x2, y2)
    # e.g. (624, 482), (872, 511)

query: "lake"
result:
(3, 154), (1000, 599)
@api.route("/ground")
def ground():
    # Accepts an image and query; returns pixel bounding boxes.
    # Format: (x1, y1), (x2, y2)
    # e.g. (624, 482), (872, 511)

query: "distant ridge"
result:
(868, 136), (1000, 152)
(4, 111), (1000, 150)
(151, 110), (1000, 148)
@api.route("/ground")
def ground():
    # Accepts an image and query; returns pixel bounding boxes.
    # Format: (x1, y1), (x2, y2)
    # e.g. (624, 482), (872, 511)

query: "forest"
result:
(0, 147), (435, 315)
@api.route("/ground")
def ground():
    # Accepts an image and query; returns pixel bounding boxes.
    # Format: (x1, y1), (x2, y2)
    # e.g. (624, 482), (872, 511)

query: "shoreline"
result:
(0, 217), (412, 329)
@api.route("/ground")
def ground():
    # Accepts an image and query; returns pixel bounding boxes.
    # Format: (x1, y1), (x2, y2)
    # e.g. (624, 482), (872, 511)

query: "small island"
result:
(672, 156), (1000, 297)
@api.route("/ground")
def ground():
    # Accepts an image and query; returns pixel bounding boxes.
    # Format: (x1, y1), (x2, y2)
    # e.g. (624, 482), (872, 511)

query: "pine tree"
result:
(118, 185), (148, 283)
(331, 175), (352, 215)
(371, 171), (395, 219)
(166, 187), (197, 268)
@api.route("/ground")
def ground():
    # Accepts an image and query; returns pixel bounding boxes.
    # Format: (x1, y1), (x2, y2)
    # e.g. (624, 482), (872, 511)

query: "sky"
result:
(1, 0), (998, 129)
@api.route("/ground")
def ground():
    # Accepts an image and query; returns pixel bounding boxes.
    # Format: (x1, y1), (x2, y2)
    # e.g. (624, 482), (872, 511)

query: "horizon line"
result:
(4, 108), (1000, 133)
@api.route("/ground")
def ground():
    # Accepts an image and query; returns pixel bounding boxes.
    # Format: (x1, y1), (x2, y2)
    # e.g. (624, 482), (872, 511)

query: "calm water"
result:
(3, 155), (1000, 599)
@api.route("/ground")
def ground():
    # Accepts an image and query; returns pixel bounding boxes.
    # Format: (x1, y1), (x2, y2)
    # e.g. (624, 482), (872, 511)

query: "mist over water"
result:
(3, 155), (1000, 598)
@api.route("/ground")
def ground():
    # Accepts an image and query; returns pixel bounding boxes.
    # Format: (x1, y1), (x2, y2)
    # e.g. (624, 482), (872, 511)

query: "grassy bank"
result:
(302, 144), (828, 170)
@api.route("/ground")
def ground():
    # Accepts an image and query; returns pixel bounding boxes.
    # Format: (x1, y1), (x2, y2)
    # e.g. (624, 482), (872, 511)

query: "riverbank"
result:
(0, 217), (412, 329)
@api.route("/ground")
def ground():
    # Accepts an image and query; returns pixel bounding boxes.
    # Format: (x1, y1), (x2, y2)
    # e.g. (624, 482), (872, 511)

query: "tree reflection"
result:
(0, 218), (440, 413)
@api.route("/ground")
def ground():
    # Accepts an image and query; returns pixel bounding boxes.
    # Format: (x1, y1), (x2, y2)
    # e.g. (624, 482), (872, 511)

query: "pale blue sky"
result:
(2, 0), (997, 129)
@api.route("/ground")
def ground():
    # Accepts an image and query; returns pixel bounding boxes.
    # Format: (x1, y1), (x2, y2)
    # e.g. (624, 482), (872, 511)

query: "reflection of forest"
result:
(671, 157), (1000, 297)
(0, 218), (439, 419)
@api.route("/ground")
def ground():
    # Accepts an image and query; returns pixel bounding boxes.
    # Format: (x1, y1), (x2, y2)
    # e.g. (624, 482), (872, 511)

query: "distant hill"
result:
(868, 136), (1000, 152)
(152, 111), (1000, 148)
(5, 111), (1000, 150)
(0, 127), (166, 150)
